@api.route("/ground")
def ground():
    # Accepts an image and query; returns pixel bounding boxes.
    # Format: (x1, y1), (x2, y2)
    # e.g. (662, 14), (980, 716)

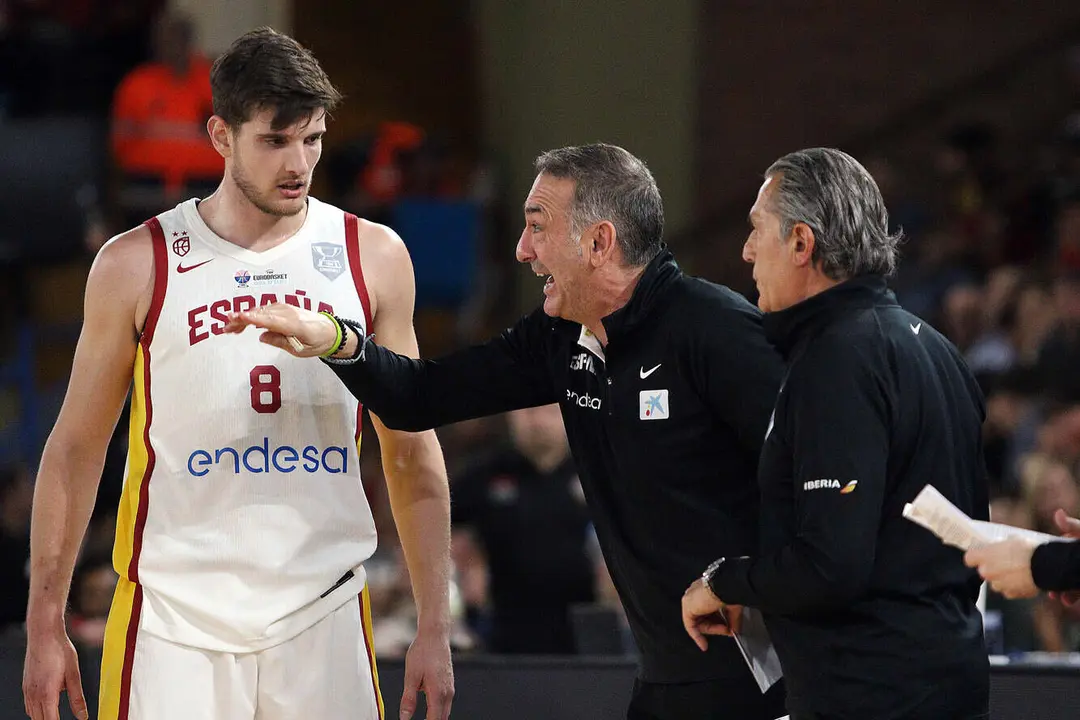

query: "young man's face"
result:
(228, 108), (326, 217)
(516, 173), (593, 321)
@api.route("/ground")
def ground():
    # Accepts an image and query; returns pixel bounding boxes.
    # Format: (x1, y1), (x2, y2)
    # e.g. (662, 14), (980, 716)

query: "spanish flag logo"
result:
(840, 480), (859, 495)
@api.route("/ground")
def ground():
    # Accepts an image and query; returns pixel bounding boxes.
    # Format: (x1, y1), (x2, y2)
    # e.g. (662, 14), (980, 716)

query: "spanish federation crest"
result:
(312, 242), (346, 281)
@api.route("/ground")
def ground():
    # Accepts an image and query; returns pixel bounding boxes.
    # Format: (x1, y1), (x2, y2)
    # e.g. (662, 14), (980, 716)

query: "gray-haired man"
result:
(683, 148), (990, 720)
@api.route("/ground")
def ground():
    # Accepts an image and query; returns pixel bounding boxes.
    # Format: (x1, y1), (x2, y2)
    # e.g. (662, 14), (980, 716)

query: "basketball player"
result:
(22, 28), (454, 720)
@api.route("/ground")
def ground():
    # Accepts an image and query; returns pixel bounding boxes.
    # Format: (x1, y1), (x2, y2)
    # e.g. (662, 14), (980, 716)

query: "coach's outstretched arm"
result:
(224, 301), (557, 431)
(23, 227), (155, 720)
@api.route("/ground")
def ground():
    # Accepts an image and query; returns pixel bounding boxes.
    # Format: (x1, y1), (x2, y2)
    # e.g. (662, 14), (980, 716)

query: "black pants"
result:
(788, 689), (988, 720)
(627, 678), (787, 720)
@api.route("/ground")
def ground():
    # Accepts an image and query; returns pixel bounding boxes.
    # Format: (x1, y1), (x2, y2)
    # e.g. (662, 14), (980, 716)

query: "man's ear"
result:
(208, 115), (232, 158)
(588, 220), (619, 267)
(790, 222), (816, 268)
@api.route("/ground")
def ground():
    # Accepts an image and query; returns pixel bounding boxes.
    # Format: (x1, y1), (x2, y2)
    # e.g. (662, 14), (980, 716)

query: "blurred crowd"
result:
(887, 100), (1080, 653)
(3, 5), (1080, 662)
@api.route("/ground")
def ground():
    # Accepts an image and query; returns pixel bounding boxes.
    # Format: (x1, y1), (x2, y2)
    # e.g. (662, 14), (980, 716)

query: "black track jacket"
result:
(709, 275), (990, 719)
(327, 249), (786, 683)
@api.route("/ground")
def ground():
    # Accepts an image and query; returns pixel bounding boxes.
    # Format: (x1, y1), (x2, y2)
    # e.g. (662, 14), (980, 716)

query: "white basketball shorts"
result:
(99, 578), (384, 720)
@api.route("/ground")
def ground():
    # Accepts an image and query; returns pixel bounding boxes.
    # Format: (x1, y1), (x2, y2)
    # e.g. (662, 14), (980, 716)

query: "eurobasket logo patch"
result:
(639, 389), (669, 420)
(252, 269), (288, 287)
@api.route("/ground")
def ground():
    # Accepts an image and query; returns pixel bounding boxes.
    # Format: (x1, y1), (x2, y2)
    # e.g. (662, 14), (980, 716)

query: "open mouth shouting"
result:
(535, 267), (555, 296)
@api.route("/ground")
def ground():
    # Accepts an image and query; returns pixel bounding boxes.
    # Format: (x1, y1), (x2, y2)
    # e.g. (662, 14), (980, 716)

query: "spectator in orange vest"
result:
(111, 13), (223, 198)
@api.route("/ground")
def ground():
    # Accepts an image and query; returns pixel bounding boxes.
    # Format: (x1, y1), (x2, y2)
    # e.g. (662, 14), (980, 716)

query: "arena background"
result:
(3, 1), (1080, 717)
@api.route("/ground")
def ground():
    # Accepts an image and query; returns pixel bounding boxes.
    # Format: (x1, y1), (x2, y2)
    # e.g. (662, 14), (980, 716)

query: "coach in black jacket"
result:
(225, 144), (787, 720)
(682, 148), (990, 720)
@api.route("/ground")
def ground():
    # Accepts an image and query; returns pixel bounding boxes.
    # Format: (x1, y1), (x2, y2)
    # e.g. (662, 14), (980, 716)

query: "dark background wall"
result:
(692, 1), (1080, 288)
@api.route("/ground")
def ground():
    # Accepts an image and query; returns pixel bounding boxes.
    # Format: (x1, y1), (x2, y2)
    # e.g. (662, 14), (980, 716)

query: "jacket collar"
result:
(599, 246), (681, 344)
(762, 274), (896, 359)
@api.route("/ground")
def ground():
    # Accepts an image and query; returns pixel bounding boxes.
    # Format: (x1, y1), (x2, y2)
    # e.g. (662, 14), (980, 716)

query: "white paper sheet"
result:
(902, 484), (1069, 551)
(725, 606), (784, 693)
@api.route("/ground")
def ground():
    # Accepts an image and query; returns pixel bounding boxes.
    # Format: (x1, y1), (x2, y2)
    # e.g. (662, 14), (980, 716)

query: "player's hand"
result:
(400, 625), (454, 720)
(964, 537), (1040, 599)
(23, 623), (88, 720)
(682, 578), (742, 651)
(222, 303), (339, 357)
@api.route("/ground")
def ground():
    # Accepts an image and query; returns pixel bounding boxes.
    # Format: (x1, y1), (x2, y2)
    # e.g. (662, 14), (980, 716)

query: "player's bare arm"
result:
(23, 226), (155, 720)
(358, 220), (454, 720)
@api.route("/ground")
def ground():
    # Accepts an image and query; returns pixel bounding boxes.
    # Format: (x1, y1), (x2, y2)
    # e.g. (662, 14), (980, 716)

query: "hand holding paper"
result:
(681, 579), (739, 649)
(902, 485), (1066, 552)
(964, 537), (1040, 598)
(905, 484), (1077, 599)
(681, 579), (783, 693)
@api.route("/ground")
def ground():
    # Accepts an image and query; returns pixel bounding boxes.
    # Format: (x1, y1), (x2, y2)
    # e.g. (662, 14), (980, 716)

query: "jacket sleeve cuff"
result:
(707, 556), (758, 607)
(1031, 541), (1077, 592)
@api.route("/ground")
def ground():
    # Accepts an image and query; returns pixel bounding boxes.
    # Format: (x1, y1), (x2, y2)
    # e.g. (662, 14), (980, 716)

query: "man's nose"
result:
(284, 143), (310, 176)
(742, 238), (755, 264)
(516, 229), (533, 264)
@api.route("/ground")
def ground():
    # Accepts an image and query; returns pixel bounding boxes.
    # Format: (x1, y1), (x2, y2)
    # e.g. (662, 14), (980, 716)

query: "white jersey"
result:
(114, 197), (377, 652)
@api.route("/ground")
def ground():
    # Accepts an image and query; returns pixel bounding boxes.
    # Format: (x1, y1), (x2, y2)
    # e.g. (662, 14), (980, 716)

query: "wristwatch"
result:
(702, 557), (727, 596)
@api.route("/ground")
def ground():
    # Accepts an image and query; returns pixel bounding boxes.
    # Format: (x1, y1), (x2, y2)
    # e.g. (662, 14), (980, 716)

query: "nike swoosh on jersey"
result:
(177, 259), (214, 273)
(640, 363), (661, 379)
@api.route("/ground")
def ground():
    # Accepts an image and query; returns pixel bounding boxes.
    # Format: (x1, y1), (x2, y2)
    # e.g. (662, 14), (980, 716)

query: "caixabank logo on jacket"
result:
(639, 390), (668, 420)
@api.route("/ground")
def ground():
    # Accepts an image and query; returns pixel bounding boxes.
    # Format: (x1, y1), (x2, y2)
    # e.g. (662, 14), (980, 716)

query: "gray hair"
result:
(534, 143), (664, 266)
(765, 147), (902, 279)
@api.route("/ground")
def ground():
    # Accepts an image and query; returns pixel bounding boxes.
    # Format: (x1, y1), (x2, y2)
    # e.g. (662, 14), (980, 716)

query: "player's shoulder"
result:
(94, 224), (154, 271)
(87, 224), (156, 298)
(307, 198), (408, 264)
(353, 215), (412, 274)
